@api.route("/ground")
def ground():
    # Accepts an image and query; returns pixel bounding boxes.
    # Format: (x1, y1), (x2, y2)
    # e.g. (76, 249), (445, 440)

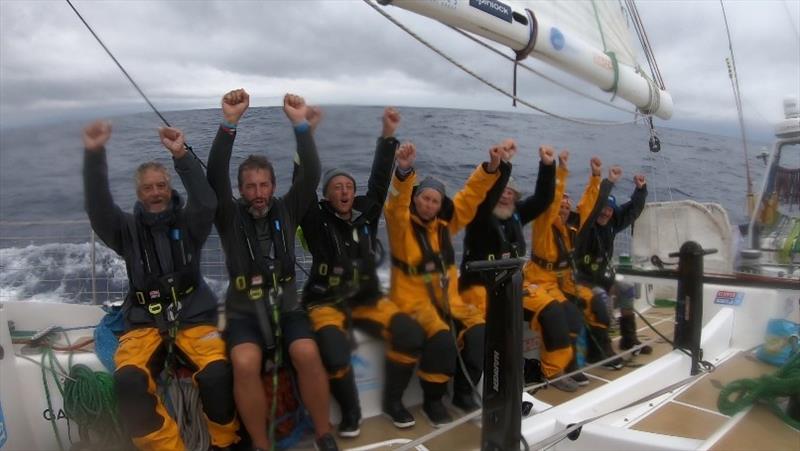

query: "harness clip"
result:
(249, 287), (264, 301)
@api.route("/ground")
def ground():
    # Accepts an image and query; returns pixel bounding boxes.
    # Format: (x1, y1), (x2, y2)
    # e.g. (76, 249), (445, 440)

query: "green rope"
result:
(63, 364), (126, 447)
(41, 348), (67, 451)
(38, 336), (127, 450)
(717, 352), (800, 429)
(590, 0), (608, 51)
(269, 281), (282, 451)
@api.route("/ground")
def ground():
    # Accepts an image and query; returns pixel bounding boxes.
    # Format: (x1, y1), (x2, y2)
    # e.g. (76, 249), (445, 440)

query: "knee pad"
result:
(537, 302), (571, 352)
(114, 366), (163, 437)
(315, 325), (352, 374)
(420, 330), (457, 376)
(195, 360), (236, 425)
(388, 313), (425, 357)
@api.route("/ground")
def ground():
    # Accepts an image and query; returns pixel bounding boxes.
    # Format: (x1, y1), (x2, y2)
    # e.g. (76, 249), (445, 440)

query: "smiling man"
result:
(298, 108), (429, 436)
(206, 89), (337, 451)
(82, 121), (238, 450)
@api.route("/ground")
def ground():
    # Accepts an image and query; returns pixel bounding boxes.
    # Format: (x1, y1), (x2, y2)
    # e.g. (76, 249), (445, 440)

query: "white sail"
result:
(380, 0), (673, 119)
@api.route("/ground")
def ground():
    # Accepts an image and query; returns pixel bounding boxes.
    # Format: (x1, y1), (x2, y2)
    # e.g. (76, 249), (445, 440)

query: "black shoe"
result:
(337, 412), (362, 438)
(524, 359), (543, 385)
(571, 372), (590, 386)
(422, 399), (453, 428)
(621, 338), (653, 355)
(383, 400), (415, 428)
(452, 392), (480, 413)
(602, 357), (624, 370)
(314, 433), (339, 451)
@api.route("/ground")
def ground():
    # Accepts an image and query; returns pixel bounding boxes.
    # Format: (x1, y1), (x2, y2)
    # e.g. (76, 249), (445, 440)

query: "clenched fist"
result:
(83, 120), (112, 152)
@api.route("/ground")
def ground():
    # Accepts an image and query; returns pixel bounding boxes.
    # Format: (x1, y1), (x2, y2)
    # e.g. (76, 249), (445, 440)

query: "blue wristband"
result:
(221, 120), (237, 130)
(293, 121), (310, 133)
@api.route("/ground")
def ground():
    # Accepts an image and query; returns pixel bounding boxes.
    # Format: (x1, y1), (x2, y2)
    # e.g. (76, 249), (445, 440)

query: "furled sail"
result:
(378, 0), (673, 119)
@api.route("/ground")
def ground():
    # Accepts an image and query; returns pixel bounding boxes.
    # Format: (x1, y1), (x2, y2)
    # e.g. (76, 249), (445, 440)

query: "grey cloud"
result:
(1, 0), (798, 139)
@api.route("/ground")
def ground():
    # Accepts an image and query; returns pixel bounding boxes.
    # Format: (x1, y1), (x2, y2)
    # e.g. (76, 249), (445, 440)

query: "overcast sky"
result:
(1, 0), (798, 140)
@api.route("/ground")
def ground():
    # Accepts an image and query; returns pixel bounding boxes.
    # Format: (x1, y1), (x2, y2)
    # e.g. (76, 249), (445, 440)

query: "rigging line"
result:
(64, 0), (205, 168)
(720, 0), (753, 198)
(784, 0), (800, 41)
(626, 0), (665, 90)
(364, 0), (640, 127)
(655, 150), (685, 252)
(448, 26), (641, 116)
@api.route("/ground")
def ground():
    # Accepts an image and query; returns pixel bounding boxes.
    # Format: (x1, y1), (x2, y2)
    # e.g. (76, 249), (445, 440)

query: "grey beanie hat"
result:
(415, 176), (446, 198)
(322, 168), (356, 195)
(506, 176), (520, 194)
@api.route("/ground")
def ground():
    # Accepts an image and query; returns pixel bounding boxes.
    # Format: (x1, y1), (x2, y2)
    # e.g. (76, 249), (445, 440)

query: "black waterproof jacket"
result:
(459, 161), (556, 290)
(300, 137), (398, 308)
(574, 183), (647, 288)
(84, 149), (218, 330)
(207, 124), (321, 319)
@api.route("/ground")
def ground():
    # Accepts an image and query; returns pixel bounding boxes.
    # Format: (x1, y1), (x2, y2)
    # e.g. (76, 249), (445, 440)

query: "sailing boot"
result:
(329, 369), (362, 438)
(523, 358), (544, 385)
(619, 314), (652, 355)
(452, 363), (481, 413)
(565, 347), (589, 386)
(420, 380), (453, 428)
(587, 326), (624, 370)
(381, 361), (416, 428)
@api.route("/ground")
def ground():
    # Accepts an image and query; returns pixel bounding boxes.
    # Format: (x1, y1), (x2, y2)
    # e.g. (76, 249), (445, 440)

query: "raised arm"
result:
(472, 140), (515, 224)
(536, 148), (568, 228)
(448, 145), (503, 233)
(612, 174), (648, 231)
(159, 127), (217, 242)
(207, 89), (249, 229)
(82, 120), (127, 254)
(576, 156), (604, 229)
(365, 107), (401, 209)
(517, 145), (556, 225)
(283, 94), (322, 222)
(384, 142), (416, 231)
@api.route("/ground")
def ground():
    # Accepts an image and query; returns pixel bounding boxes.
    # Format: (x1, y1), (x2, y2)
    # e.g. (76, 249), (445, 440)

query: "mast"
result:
(720, 0), (755, 217)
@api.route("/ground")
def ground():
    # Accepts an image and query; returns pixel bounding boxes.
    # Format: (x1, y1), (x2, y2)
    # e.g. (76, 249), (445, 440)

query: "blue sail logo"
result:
(550, 27), (565, 51)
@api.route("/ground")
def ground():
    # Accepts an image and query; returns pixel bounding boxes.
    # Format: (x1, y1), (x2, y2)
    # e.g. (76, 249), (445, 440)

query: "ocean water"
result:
(0, 106), (767, 303)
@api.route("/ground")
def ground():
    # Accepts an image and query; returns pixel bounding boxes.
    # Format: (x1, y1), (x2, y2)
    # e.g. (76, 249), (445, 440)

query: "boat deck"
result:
(532, 307), (676, 407)
(333, 306), (799, 450)
(333, 308), (677, 450)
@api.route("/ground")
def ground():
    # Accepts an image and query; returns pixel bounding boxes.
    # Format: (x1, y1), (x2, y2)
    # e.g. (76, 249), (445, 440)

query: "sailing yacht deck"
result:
(330, 306), (799, 451)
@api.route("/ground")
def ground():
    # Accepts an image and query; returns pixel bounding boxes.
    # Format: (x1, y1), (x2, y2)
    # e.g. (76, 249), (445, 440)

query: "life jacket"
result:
(129, 206), (197, 332)
(481, 212), (526, 261)
(230, 201), (295, 303)
(390, 195), (456, 278)
(460, 211), (525, 290)
(305, 199), (381, 305)
(530, 217), (577, 273)
(575, 225), (615, 287)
